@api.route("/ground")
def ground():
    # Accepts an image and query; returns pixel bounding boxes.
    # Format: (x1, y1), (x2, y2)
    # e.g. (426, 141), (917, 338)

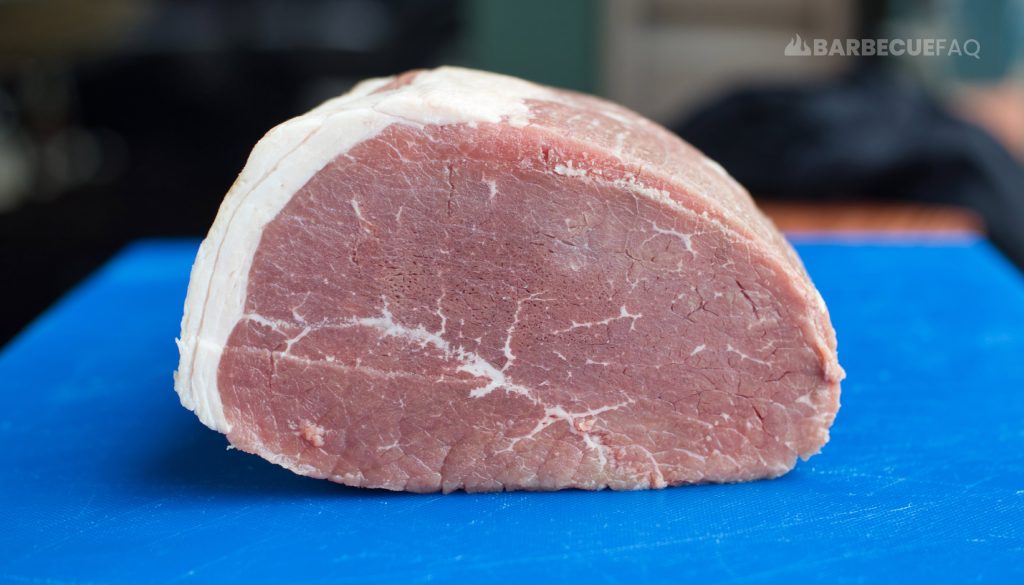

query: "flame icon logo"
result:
(784, 33), (812, 56)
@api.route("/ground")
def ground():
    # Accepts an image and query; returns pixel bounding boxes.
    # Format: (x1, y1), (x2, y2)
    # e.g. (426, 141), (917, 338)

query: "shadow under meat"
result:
(139, 409), (418, 500)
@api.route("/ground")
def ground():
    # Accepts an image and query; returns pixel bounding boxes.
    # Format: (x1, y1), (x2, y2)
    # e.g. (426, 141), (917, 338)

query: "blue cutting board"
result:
(1, 236), (1022, 583)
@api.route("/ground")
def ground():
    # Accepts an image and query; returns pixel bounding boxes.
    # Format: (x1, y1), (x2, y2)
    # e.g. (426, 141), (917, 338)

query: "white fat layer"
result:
(174, 67), (557, 433)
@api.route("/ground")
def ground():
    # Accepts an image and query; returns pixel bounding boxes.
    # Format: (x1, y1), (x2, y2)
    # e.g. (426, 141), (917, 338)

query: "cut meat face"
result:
(175, 67), (843, 492)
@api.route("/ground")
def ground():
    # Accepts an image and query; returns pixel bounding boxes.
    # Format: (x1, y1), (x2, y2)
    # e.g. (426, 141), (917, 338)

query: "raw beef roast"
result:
(175, 67), (843, 492)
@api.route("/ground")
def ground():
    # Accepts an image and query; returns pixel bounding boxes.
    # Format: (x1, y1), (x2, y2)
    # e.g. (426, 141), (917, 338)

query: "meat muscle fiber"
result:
(175, 67), (843, 492)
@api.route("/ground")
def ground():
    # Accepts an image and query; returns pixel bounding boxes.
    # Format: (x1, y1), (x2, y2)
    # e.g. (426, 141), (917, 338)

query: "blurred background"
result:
(1, 0), (1022, 343)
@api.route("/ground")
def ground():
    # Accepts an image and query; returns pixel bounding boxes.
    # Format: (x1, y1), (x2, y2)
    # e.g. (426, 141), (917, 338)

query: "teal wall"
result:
(463, 0), (600, 92)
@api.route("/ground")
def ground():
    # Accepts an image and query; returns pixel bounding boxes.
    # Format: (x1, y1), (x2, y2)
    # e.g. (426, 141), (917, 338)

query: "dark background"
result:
(1, 0), (1022, 343)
